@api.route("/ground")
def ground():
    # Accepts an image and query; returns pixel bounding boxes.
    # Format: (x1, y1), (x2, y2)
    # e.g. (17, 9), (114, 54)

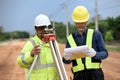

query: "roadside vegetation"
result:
(106, 41), (120, 52)
(106, 45), (120, 52)
(0, 15), (120, 51)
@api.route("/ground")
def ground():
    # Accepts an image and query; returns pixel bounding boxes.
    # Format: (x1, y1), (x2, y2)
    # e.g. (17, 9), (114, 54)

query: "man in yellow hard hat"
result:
(17, 14), (59, 80)
(63, 6), (108, 80)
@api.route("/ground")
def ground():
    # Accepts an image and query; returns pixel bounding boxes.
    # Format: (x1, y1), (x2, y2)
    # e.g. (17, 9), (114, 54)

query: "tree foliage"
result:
(0, 26), (3, 34)
(105, 30), (114, 41)
(54, 21), (76, 43)
(88, 16), (120, 41)
(0, 15), (120, 42)
(0, 31), (29, 41)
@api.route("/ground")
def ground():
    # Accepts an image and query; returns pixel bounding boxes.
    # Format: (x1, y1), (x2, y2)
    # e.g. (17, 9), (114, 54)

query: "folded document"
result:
(64, 45), (89, 60)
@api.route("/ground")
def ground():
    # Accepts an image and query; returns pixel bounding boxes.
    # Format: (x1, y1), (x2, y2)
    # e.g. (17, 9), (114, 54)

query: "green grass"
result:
(106, 45), (120, 52)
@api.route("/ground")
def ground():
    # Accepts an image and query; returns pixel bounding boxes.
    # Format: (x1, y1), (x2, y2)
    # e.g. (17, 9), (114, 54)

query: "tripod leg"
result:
(25, 42), (43, 80)
(49, 41), (64, 80)
(53, 40), (68, 80)
(25, 55), (38, 80)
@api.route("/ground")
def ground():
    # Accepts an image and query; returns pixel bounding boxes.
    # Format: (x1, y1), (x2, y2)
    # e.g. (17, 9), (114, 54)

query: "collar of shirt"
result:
(73, 29), (88, 46)
(75, 29), (87, 37)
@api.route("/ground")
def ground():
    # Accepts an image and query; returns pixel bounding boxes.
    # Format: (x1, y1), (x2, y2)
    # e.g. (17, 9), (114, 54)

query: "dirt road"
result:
(0, 40), (120, 80)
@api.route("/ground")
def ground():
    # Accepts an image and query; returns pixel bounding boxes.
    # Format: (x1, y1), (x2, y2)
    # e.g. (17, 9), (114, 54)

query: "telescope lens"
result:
(48, 25), (52, 29)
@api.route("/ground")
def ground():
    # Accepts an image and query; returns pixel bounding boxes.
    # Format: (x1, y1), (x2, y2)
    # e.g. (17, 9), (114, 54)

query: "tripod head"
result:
(42, 25), (56, 42)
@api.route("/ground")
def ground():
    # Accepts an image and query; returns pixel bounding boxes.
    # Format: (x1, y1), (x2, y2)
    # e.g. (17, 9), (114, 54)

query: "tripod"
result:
(25, 35), (68, 80)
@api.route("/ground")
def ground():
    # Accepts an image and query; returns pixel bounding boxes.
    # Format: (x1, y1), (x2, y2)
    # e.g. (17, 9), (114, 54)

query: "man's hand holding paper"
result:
(63, 45), (96, 60)
(63, 53), (72, 60)
(82, 48), (96, 57)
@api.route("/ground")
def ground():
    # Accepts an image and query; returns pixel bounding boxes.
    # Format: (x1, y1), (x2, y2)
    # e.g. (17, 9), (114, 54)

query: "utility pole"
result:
(50, 0), (77, 37)
(61, 0), (77, 37)
(61, 3), (69, 37)
(95, 0), (99, 30)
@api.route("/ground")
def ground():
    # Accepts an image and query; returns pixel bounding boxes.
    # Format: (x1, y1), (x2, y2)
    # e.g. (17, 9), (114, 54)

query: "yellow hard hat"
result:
(72, 6), (90, 23)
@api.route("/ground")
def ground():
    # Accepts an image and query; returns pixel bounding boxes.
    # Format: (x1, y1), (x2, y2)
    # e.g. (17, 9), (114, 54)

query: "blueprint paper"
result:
(64, 45), (89, 60)
(64, 45), (89, 54)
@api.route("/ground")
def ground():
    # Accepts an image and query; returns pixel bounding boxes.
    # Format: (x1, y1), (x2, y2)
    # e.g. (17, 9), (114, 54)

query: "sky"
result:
(0, 0), (120, 34)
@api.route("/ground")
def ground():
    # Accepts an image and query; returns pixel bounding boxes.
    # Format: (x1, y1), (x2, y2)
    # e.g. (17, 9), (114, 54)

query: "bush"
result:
(105, 31), (114, 41)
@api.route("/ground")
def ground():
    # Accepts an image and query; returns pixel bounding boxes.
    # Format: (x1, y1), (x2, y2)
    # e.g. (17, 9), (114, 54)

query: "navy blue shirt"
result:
(64, 29), (108, 63)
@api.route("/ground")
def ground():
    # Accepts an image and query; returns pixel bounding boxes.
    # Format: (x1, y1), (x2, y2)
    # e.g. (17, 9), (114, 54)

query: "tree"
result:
(55, 22), (66, 43)
(0, 26), (3, 34)
(114, 16), (120, 40)
(105, 30), (114, 41)
(98, 20), (109, 39)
